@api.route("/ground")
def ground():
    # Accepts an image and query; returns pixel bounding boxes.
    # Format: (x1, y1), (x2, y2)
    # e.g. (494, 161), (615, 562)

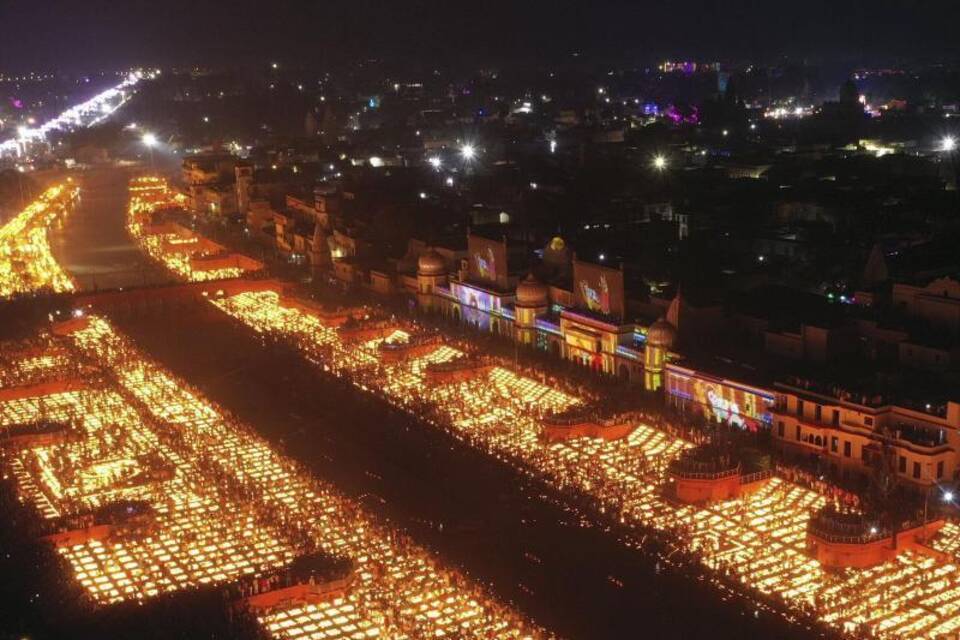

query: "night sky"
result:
(2, 0), (960, 71)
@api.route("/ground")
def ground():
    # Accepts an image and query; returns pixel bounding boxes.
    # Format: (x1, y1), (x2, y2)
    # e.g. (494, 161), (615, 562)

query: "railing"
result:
(424, 356), (489, 373)
(807, 509), (890, 544)
(670, 463), (741, 481)
(378, 332), (440, 351)
(739, 469), (774, 485)
(542, 409), (641, 428)
(807, 528), (890, 545)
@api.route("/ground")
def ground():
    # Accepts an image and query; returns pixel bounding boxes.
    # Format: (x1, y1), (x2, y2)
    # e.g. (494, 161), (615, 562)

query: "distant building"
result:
(182, 153), (238, 215)
(771, 381), (960, 488)
(409, 230), (671, 384)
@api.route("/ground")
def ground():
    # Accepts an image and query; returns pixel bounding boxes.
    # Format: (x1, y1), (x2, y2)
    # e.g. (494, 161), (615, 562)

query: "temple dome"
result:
(516, 273), (549, 307)
(646, 317), (677, 348)
(418, 249), (446, 276)
(543, 236), (571, 267)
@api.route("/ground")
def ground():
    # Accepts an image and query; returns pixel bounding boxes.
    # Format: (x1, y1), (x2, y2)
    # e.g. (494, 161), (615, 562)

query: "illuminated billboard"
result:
(665, 365), (773, 432)
(467, 234), (508, 289)
(573, 260), (624, 319)
(450, 281), (499, 313)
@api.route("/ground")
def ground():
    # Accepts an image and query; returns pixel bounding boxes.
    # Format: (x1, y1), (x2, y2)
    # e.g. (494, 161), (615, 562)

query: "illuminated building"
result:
(431, 232), (517, 335)
(513, 274), (549, 345)
(771, 381), (960, 487)
(410, 232), (664, 383)
(666, 355), (960, 490)
(665, 362), (775, 432)
(643, 317), (676, 391)
(416, 248), (447, 311)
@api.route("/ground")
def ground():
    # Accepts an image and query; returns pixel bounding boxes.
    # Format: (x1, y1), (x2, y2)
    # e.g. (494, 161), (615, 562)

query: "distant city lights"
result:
(0, 73), (142, 157)
(764, 105), (812, 120)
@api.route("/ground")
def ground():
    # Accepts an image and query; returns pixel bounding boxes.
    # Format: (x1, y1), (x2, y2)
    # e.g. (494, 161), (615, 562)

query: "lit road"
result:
(0, 73), (141, 158)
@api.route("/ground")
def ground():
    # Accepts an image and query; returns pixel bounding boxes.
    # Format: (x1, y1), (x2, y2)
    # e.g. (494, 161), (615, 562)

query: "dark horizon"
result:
(3, 0), (960, 72)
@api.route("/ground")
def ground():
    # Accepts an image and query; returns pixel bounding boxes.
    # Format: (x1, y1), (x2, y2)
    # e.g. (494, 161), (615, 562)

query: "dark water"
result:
(49, 167), (170, 291)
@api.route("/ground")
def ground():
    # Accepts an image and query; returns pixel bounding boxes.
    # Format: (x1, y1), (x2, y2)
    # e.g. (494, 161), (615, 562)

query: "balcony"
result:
(895, 423), (947, 449)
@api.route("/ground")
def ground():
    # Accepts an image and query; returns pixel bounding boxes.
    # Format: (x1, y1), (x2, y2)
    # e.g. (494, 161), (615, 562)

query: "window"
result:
(815, 405), (822, 422)
(913, 461), (921, 479)
(864, 417), (874, 427)
(938, 461), (945, 479)
(843, 441), (851, 458)
(795, 424), (801, 441)
(831, 437), (839, 453)
(899, 456), (906, 473)
(777, 421), (784, 438)
(797, 400), (804, 418)
(832, 410), (840, 426)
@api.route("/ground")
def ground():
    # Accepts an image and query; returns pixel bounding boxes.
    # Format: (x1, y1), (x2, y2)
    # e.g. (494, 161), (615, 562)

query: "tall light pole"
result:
(941, 135), (959, 214)
(142, 132), (157, 169)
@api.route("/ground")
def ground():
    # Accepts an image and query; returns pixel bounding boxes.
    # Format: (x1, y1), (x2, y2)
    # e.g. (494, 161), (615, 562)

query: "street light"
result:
(942, 136), (956, 152)
(142, 132), (157, 168)
(460, 144), (476, 161)
(652, 154), (667, 171)
(944, 490), (955, 503)
(428, 156), (442, 169)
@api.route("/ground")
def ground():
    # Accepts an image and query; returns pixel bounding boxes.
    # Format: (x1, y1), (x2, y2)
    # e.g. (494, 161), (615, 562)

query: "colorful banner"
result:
(573, 260), (624, 319)
(467, 234), (507, 288)
(666, 368), (774, 432)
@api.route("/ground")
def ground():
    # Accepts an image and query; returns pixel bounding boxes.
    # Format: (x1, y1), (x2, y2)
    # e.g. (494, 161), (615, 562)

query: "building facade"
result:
(412, 246), (672, 385)
(770, 382), (960, 487)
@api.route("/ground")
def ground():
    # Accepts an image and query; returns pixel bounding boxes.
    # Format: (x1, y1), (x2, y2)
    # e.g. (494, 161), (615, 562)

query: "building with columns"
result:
(411, 234), (677, 387)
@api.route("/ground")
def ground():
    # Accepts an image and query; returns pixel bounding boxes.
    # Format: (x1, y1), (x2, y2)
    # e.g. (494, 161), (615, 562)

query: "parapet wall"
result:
(809, 520), (946, 569)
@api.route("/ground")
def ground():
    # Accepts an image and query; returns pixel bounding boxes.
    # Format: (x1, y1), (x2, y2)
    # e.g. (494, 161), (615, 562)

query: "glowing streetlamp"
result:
(942, 136), (956, 152)
(428, 156), (442, 169)
(460, 144), (476, 161)
(652, 154), (667, 171)
(142, 132), (157, 167)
